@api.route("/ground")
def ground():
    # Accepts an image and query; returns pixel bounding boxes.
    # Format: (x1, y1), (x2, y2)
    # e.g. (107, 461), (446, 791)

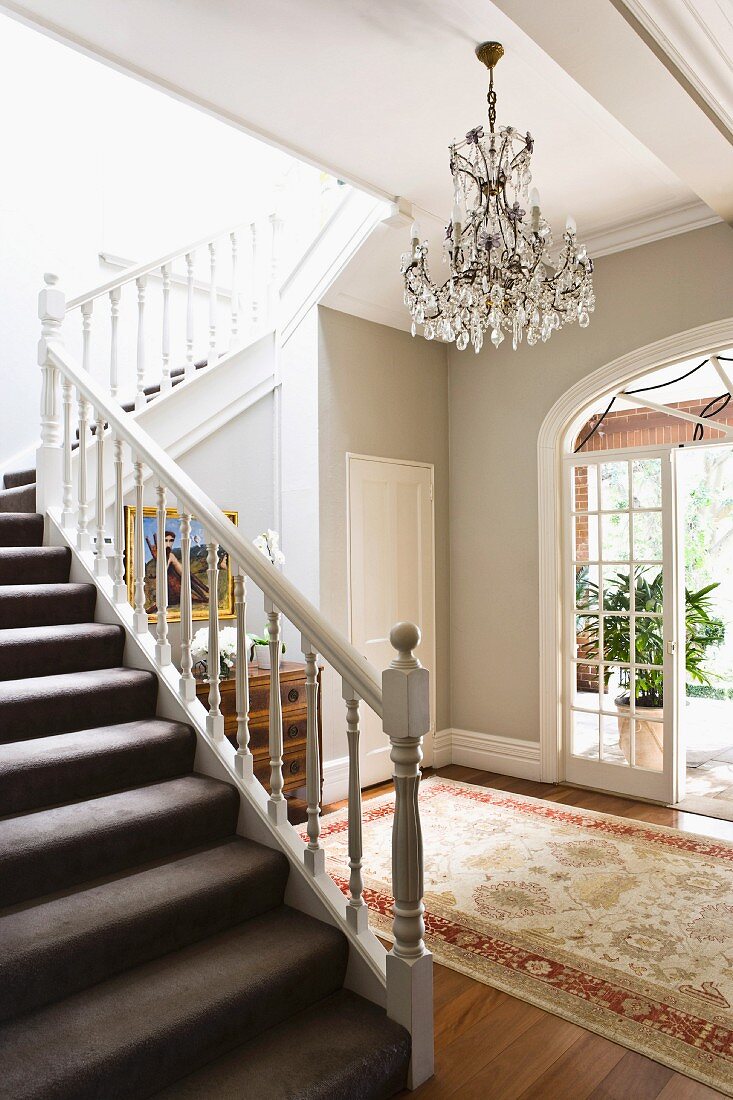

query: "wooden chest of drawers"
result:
(195, 661), (322, 799)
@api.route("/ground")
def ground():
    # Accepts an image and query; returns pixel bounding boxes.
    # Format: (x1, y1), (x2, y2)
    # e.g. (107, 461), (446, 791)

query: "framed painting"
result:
(124, 507), (238, 622)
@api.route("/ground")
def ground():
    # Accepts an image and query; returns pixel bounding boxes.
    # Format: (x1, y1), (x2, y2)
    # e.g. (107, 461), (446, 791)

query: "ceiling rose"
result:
(401, 42), (595, 352)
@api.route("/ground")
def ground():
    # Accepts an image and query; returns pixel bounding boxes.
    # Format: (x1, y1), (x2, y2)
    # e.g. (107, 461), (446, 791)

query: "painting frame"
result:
(124, 506), (238, 623)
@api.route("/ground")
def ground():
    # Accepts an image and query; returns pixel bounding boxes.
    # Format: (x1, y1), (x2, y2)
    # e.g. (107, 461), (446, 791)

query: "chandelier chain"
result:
(487, 69), (497, 135)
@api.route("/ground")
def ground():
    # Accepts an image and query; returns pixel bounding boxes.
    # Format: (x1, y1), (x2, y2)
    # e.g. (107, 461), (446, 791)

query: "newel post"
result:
(383, 621), (434, 1089)
(36, 273), (65, 516)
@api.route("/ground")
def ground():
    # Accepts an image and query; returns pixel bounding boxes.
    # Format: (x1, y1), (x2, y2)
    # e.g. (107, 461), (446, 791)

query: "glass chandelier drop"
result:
(401, 42), (595, 353)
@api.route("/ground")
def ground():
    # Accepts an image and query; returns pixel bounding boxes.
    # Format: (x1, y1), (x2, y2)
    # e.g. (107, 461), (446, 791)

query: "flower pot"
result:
(257, 644), (274, 670)
(615, 695), (664, 769)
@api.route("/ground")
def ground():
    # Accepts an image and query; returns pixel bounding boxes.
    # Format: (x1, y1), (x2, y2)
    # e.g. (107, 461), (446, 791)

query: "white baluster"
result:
(161, 263), (171, 391)
(155, 483), (171, 663)
(135, 275), (147, 410)
(250, 222), (258, 331)
(208, 241), (217, 367)
(266, 600), (285, 823)
(383, 622), (433, 1089)
(178, 509), (195, 700)
(36, 273), (64, 516)
(76, 394), (90, 550)
(94, 410), (107, 577)
(343, 683), (367, 931)
(81, 300), (93, 374)
(230, 231), (239, 346)
(132, 457), (147, 633)
(268, 206), (284, 326)
(112, 436), (126, 603)
(234, 570), (252, 777)
(109, 287), (121, 399)
(206, 535), (224, 739)
(302, 638), (324, 874)
(61, 378), (74, 529)
(185, 252), (195, 378)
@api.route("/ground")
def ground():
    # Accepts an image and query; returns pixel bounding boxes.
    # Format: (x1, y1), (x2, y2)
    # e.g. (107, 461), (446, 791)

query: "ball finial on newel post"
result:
(389, 622), (422, 669)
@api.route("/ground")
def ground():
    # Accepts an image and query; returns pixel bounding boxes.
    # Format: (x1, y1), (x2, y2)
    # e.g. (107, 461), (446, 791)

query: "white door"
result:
(348, 455), (436, 787)
(563, 451), (681, 802)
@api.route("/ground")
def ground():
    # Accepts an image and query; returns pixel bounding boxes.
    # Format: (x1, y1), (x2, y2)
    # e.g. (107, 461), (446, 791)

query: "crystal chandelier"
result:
(401, 42), (595, 352)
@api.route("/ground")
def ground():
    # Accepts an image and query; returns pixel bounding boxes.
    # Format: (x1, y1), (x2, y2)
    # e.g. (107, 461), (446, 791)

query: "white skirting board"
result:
(321, 730), (541, 801)
(322, 755), (350, 805)
(434, 729), (541, 781)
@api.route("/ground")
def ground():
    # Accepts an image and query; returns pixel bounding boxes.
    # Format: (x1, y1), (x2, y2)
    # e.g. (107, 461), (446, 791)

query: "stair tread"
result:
(0, 773), (239, 907)
(0, 580), (93, 597)
(0, 907), (347, 1100)
(0, 620), (122, 645)
(0, 835), (289, 1021)
(0, 717), (195, 813)
(0, 665), (155, 701)
(153, 988), (410, 1100)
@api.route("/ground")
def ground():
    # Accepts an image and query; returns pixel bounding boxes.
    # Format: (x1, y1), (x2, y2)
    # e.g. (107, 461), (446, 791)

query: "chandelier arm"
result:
(474, 143), (493, 225)
(497, 177), (518, 253)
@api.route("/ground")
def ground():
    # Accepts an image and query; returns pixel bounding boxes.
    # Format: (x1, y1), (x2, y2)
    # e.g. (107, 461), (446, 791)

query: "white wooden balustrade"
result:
(63, 212), (284, 405)
(36, 273), (434, 1089)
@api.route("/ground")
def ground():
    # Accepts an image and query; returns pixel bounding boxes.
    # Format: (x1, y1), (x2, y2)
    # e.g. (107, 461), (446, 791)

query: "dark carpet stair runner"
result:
(0, 465), (410, 1099)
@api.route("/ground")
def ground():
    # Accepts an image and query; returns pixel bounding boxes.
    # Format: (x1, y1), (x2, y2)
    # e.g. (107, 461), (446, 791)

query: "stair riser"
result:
(0, 847), (288, 1022)
(0, 484), (35, 513)
(0, 627), (125, 682)
(0, 584), (97, 629)
(0, 675), (158, 743)
(0, 784), (240, 908)
(0, 547), (71, 586)
(0, 722), (195, 814)
(0, 515), (44, 547)
(2, 469), (36, 490)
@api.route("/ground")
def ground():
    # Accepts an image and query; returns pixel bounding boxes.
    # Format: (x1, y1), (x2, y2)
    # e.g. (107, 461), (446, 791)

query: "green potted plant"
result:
(247, 629), (286, 670)
(582, 570), (724, 768)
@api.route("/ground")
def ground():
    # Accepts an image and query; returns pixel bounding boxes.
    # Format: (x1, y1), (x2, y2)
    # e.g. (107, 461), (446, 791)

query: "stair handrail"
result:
(43, 336), (383, 716)
(66, 216), (269, 312)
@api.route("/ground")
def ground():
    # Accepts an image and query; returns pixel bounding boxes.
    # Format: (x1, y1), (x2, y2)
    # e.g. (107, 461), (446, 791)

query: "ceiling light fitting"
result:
(401, 41), (595, 352)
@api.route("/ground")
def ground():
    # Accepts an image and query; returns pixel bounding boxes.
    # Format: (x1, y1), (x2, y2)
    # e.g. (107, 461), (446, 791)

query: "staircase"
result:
(0, 468), (411, 1098)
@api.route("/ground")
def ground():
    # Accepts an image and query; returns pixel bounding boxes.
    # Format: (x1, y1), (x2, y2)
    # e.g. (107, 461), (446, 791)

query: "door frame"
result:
(562, 447), (682, 802)
(537, 319), (733, 790)
(345, 452), (437, 739)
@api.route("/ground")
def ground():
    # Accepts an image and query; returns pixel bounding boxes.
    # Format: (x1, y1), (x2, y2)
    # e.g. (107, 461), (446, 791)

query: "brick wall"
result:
(576, 397), (733, 452)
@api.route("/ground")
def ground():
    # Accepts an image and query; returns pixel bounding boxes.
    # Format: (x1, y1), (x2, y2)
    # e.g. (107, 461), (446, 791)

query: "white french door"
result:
(563, 450), (682, 802)
(347, 455), (435, 788)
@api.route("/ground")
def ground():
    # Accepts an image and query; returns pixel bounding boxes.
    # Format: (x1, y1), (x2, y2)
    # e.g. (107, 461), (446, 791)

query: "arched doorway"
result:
(537, 320), (733, 804)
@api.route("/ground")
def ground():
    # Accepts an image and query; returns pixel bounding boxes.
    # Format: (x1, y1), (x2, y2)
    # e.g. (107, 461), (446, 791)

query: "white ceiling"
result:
(2, 0), (730, 333)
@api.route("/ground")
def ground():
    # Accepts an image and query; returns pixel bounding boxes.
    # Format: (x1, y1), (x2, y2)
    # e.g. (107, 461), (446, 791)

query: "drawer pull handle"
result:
(288, 724), (299, 738)
(287, 688), (299, 703)
(289, 760), (301, 775)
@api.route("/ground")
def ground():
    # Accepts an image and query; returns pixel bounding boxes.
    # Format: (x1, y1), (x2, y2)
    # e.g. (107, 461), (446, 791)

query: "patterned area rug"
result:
(313, 777), (733, 1095)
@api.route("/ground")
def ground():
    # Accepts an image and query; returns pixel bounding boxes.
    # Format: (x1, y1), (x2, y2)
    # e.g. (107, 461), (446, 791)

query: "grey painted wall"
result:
(448, 222), (733, 743)
(318, 306), (451, 733)
(151, 393), (276, 663)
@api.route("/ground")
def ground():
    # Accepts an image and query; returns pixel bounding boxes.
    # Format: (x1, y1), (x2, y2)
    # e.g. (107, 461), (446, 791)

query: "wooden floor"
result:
(315, 764), (733, 1100)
